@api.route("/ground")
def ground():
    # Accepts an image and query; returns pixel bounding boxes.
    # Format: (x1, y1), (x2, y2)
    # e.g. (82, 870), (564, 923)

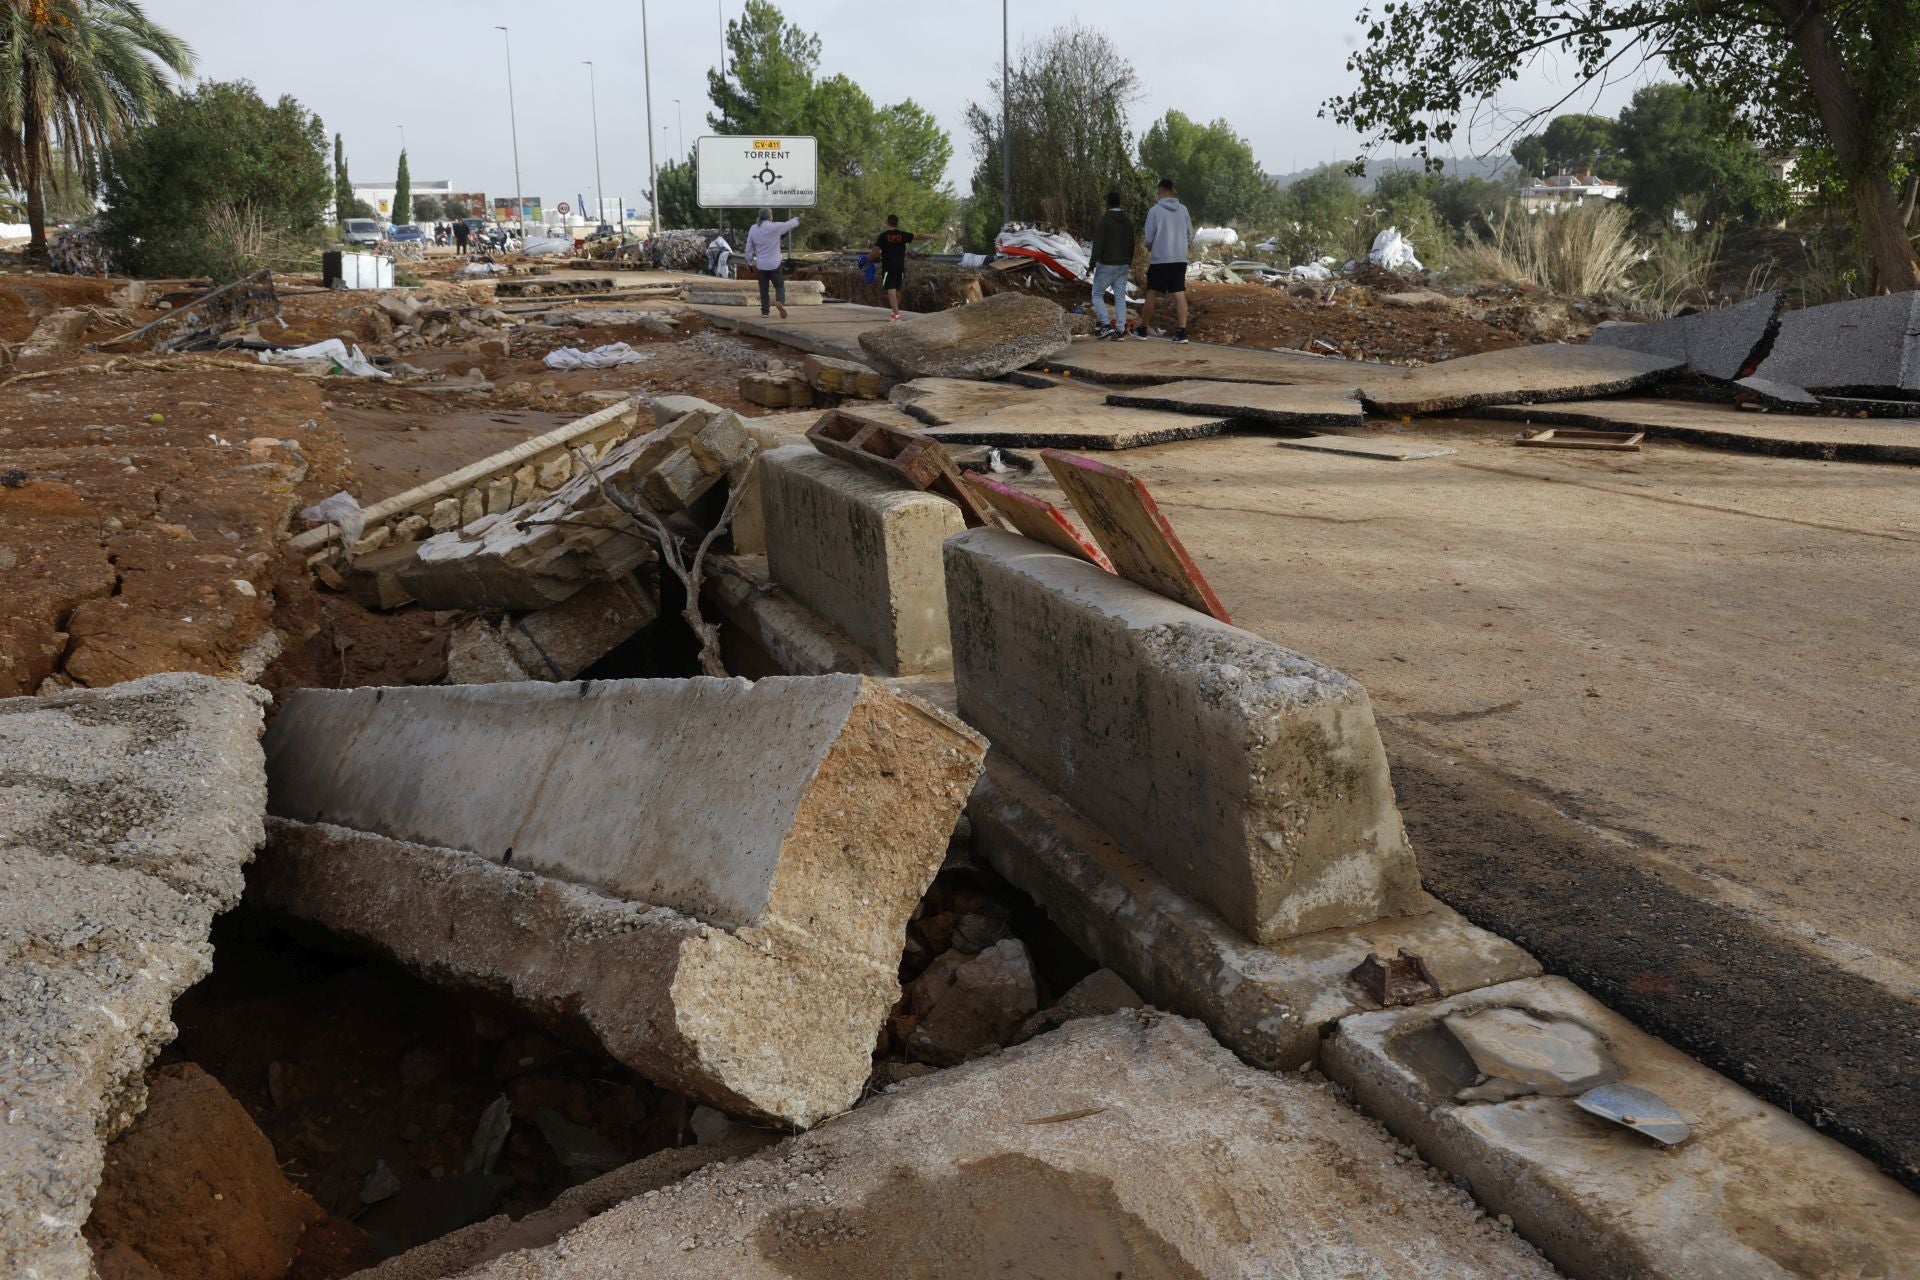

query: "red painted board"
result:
(963, 474), (1115, 571)
(1040, 449), (1229, 621)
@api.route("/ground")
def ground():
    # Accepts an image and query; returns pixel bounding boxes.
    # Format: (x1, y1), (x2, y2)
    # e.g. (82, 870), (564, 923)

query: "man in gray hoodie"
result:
(1139, 178), (1192, 342)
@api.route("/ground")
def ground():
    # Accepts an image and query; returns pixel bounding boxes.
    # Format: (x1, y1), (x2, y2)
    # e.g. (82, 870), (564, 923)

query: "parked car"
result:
(389, 225), (426, 244)
(342, 218), (386, 247)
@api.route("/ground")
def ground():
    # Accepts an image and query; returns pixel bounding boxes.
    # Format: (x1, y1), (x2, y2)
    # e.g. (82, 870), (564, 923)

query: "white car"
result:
(343, 218), (386, 247)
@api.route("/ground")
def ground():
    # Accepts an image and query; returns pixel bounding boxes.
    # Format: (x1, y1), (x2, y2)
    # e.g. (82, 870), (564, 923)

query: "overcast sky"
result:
(143, 1), (1662, 210)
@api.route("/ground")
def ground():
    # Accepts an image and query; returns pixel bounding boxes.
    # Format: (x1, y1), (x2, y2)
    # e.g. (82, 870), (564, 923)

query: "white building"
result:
(346, 179), (453, 223)
(1517, 171), (1625, 211)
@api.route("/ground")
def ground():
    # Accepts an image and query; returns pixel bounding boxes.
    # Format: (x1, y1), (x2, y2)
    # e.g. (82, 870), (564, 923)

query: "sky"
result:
(142, 1), (1664, 213)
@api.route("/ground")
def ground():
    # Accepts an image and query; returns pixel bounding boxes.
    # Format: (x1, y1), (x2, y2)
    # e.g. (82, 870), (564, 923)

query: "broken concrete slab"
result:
(1325, 976), (1920, 1279)
(494, 575), (659, 679)
(1034, 338), (1379, 387)
(1104, 378), (1366, 427)
(890, 375), (1070, 425)
(265, 676), (983, 960)
(1587, 291), (1780, 381)
(738, 368), (813, 409)
(1358, 344), (1685, 416)
(923, 396), (1236, 449)
(398, 404), (753, 611)
(0, 674), (267, 1280)
(447, 1012), (1560, 1279)
(256, 818), (904, 1128)
(946, 529), (1427, 944)
(682, 279), (825, 307)
(701, 553), (880, 679)
(446, 619), (534, 684)
(759, 447), (964, 674)
(1274, 434), (1457, 461)
(969, 756), (1537, 1067)
(1753, 290), (1920, 394)
(858, 292), (1071, 380)
(801, 352), (888, 399)
(1478, 397), (1920, 465)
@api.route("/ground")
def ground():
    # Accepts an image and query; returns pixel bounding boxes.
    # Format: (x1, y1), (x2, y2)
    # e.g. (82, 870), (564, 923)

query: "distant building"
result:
(1764, 152), (1814, 202)
(348, 179), (452, 223)
(1517, 171), (1625, 211)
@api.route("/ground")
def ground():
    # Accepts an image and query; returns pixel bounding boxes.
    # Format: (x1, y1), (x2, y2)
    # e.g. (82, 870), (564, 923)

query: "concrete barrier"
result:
(759, 446), (963, 674)
(945, 528), (1425, 943)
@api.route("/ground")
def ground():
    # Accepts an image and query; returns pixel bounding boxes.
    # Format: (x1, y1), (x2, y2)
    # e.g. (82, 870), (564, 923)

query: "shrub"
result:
(1455, 201), (1640, 295)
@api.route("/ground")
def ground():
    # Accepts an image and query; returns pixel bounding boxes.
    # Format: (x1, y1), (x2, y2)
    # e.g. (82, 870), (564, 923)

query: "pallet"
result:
(1513, 427), (1645, 452)
(805, 409), (1000, 528)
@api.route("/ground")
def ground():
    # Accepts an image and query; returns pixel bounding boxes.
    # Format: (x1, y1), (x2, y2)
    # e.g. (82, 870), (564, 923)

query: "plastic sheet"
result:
(543, 342), (654, 370)
(259, 338), (390, 378)
(298, 490), (366, 548)
(1368, 226), (1423, 272)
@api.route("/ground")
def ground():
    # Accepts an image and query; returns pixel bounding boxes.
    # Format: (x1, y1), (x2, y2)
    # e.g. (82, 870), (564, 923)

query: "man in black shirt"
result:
(872, 214), (921, 321)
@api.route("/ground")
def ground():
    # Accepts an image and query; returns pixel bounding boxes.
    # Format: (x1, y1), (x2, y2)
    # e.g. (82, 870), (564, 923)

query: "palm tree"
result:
(0, 0), (193, 257)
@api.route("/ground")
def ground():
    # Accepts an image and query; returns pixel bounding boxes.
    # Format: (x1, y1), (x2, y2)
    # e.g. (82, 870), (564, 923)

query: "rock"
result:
(467, 1096), (512, 1175)
(907, 939), (1040, 1065)
(85, 1064), (308, 1280)
(951, 906), (1012, 954)
(1382, 290), (1452, 309)
(689, 1106), (734, 1146)
(869, 1061), (937, 1090)
(361, 1160), (402, 1205)
(859, 292), (1072, 380)
(1012, 969), (1144, 1045)
(444, 620), (532, 685)
(533, 1110), (627, 1179)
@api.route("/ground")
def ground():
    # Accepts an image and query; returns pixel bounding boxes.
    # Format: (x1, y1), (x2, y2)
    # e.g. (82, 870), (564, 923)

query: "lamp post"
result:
(641, 0), (658, 235)
(718, 0), (727, 79)
(584, 61), (606, 232)
(496, 25), (525, 230)
(1001, 0), (1011, 231)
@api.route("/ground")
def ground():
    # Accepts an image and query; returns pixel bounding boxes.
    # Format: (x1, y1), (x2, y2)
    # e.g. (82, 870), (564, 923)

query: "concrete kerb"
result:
(759, 446), (964, 675)
(0, 674), (269, 1280)
(1325, 976), (1920, 1279)
(945, 528), (1426, 943)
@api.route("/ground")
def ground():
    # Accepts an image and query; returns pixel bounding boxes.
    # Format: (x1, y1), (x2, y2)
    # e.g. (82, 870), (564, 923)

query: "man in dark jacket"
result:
(1089, 191), (1133, 340)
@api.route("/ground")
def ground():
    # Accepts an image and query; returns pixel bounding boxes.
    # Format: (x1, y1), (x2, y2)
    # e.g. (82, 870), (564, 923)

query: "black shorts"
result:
(880, 265), (904, 290)
(1145, 262), (1186, 293)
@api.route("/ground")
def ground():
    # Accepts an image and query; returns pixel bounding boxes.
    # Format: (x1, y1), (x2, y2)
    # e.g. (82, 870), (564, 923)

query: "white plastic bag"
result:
(1287, 261), (1333, 281)
(260, 338), (390, 378)
(543, 342), (653, 370)
(1368, 226), (1424, 272)
(298, 490), (366, 548)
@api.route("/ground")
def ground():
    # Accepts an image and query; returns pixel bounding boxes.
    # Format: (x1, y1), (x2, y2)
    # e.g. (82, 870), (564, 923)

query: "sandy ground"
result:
(1016, 422), (1920, 1176)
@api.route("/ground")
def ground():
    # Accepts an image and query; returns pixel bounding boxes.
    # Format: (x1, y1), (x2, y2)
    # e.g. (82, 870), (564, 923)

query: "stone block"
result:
(510, 464), (540, 507)
(485, 476), (515, 516)
(349, 524), (391, 557)
(392, 514), (429, 542)
(498, 575), (659, 679)
(441, 1013), (1561, 1279)
(445, 620), (532, 684)
(429, 497), (461, 532)
(760, 447), (964, 675)
(1325, 977), (1920, 1279)
(459, 486), (485, 526)
(859, 292), (1072, 381)
(264, 676), (985, 962)
(946, 528), (1426, 942)
(1752, 290), (1920, 394)
(969, 755), (1537, 1067)
(0, 675), (267, 1280)
(649, 393), (725, 428)
(535, 455), (571, 489)
(802, 353), (887, 398)
(1588, 290), (1780, 381)
(739, 370), (812, 409)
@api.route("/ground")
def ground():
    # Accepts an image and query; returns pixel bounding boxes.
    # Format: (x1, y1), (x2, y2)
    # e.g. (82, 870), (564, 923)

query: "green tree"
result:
(1275, 166), (1368, 262)
(1540, 113), (1621, 176)
(1137, 110), (1275, 227)
(443, 198), (470, 220)
(653, 153), (698, 230)
(1616, 83), (1784, 227)
(0, 0), (194, 257)
(703, 2), (952, 248)
(100, 79), (330, 276)
(411, 193), (442, 223)
(333, 131), (350, 219)
(1511, 134), (1549, 177)
(964, 22), (1145, 247)
(1324, 0), (1920, 289)
(1374, 168), (1509, 237)
(393, 148), (410, 225)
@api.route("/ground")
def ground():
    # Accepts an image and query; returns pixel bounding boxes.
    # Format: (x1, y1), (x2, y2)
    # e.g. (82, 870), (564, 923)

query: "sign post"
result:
(696, 135), (818, 270)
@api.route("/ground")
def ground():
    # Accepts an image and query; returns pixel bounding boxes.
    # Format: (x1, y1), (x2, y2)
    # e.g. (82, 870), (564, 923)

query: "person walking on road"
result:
(452, 218), (471, 256)
(1139, 178), (1192, 343)
(745, 207), (800, 318)
(1089, 191), (1134, 341)
(872, 214), (924, 320)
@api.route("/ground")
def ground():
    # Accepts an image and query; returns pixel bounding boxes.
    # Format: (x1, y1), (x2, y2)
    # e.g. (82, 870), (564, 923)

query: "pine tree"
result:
(393, 148), (411, 226)
(333, 133), (352, 220)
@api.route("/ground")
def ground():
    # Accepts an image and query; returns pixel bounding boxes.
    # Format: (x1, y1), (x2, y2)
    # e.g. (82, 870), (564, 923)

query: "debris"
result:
(688, 1106), (734, 1147)
(1751, 290), (1920, 394)
(1010, 969), (1144, 1045)
(542, 342), (653, 370)
(1576, 1082), (1692, 1146)
(1442, 1006), (1621, 1101)
(962, 473), (1115, 571)
(906, 939), (1040, 1065)
(801, 352), (888, 398)
(1588, 291), (1780, 381)
(1368, 226), (1423, 272)
(465, 1095), (513, 1174)
(298, 490), (367, 548)
(806, 408), (999, 528)
(362, 1159), (403, 1204)
(858, 291), (1072, 380)
(1513, 427), (1644, 451)
(533, 1109), (629, 1178)
(260, 338), (390, 378)
(1351, 946), (1442, 1006)
(104, 269), (280, 353)
(738, 367), (813, 408)
(1357, 343), (1684, 417)
(1104, 378), (1366, 428)
(1039, 449), (1229, 620)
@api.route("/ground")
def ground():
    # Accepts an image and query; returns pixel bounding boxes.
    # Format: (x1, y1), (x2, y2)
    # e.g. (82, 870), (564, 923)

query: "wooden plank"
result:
(962, 474), (1114, 571)
(1040, 449), (1229, 621)
(1513, 427), (1644, 452)
(805, 408), (1001, 528)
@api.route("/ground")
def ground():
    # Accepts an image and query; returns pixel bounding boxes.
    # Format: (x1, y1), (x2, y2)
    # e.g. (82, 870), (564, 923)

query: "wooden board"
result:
(962, 474), (1114, 571)
(805, 408), (1001, 528)
(1273, 435), (1456, 461)
(1513, 427), (1644, 452)
(1040, 449), (1229, 621)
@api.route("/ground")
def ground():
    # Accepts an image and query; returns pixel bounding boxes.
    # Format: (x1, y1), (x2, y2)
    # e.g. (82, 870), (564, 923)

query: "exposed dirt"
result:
(1180, 281), (1528, 363)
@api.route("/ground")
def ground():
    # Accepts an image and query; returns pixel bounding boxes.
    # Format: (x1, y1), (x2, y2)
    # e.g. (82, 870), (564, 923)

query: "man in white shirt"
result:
(743, 207), (801, 317)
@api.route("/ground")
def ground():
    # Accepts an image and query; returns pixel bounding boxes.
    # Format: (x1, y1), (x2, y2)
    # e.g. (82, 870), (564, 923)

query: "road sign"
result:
(695, 135), (819, 208)
(556, 201), (571, 215)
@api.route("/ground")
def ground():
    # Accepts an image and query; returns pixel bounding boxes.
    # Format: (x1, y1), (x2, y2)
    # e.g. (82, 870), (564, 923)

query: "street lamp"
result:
(584, 61), (606, 232)
(1001, 0), (1011, 231)
(641, 0), (658, 235)
(497, 26), (525, 230)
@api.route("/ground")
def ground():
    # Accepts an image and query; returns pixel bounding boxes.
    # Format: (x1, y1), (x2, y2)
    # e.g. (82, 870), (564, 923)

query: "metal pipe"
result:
(496, 26), (524, 231)
(585, 61), (606, 232)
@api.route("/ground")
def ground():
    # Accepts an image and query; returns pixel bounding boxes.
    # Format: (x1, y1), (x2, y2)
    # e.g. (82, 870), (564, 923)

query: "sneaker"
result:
(776, 303), (788, 319)
(1129, 326), (1149, 340)
(1174, 329), (1189, 344)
